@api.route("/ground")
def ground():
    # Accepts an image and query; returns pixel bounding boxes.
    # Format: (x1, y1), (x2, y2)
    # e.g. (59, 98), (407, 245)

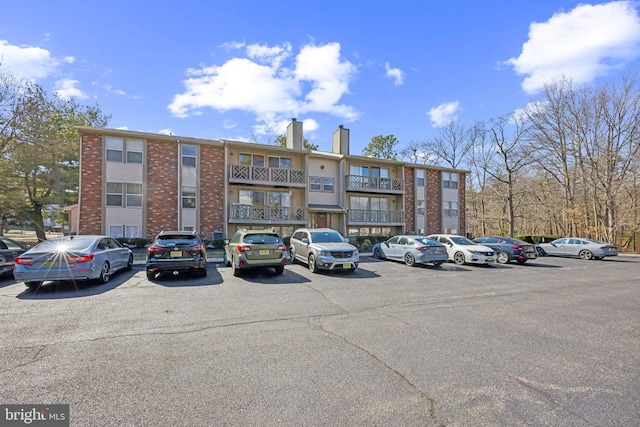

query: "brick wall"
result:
(403, 167), (415, 233)
(146, 139), (178, 238)
(426, 169), (441, 234)
(79, 133), (103, 235)
(200, 144), (225, 237)
(459, 173), (466, 236)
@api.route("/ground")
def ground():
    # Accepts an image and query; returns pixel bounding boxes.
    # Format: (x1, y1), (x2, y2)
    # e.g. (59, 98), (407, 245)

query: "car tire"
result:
(98, 262), (110, 284)
(453, 251), (465, 265)
(373, 247), (383, 259)
(579, 250), (594, 260)
(25, 281), (42, 291)
(404, 253), (416, 267)
(232, 257), (240, 277)
(536, 247), (546, 257)
(223, 251), (231, 267)
(497, 251), (510, 264)
(308, 254), (318, 273)
(274, 265), (284, 275)
(289, 248), (296, 264)
(125, 254), (133, 271)
(146, 270), (156, 280)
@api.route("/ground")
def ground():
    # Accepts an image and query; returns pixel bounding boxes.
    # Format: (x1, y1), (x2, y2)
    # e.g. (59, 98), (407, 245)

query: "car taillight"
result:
(277, 244), (287, 251)
(14, 256), (33, 266)
(147, 245), (164, 253)
(511, 245), (524, 250)
(68, 254), (95, 264)
(188, 244), (204, 253)
(237, 245), (252, 253)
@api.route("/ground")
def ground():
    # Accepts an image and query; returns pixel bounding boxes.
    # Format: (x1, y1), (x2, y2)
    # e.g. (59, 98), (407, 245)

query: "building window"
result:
(126, 140), (143, 164)
(239, 153), (265, 166)
(349, 165), (389, 177)
(310, 177), (334, 192)
(183, 226), (195, 232)
(126, 183), (143, 207)
(109, 225), (139, 238)
(444, 201), (459, 217)
(417, 199), (425, 216)
(182, 186), (196, 208)
(416, 169), (425, 187)
(106, 182), (123, 206)
(443, 172), (459, 189)
(268, 156), (292, 169)
(106, 137), (123, 162)
(182, 145), (197, 168)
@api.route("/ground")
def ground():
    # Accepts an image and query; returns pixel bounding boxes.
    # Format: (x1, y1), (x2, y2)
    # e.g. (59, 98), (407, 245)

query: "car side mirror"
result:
(344, 238), (349, 243)
(302, 238), (309, 244)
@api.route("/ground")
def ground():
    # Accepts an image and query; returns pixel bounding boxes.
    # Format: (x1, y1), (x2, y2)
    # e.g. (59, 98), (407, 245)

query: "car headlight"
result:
(353, 248), (359, 255)
(319, 250), (331, 256)
(468, 250), (482, 255)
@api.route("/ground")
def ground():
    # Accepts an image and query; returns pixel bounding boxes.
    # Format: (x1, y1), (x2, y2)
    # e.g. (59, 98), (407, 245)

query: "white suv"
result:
(289, 228), (359, 273)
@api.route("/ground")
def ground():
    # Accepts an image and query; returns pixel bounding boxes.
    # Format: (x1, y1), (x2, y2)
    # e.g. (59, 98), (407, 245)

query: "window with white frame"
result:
(443, 172), (459, 189)
(183, 226), (195, 232)
(268, 156), (292, 169)
(182, 145), (197, 168)
(182, 186), (196, 208)
(108, 225), (140, 238)
(417, 199), (425, 216)
(126, 140), (143, 164)
(239, 153), (265, 166)
(310, 177), (334, 192)
(444, 201), (459, 217)
(106, 137), (123, 162)
(126, 183), (143, 207)
(350, 165), (389, 177)
(106, 182), (123, 206)
(416, 169), (425, 186)
(108, 225), (123, 238)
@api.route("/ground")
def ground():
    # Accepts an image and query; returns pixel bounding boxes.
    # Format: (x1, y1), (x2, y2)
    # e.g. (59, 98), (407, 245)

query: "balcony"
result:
(347, 209), (405, 225)
(229, 165), (306, 187)
(346, 175), (404, 194)
(228, 204), (306, 224)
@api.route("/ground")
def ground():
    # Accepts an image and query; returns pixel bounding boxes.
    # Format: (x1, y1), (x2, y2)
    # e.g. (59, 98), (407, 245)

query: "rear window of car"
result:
(242, 234), (282, 244)
(157, 235), (199, 244)
(415, 238), (441, 246)
(34, 238), (94, 252)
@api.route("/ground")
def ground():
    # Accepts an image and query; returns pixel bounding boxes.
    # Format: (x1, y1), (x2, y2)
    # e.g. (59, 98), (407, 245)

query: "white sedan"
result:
(427, 234), (496, 265)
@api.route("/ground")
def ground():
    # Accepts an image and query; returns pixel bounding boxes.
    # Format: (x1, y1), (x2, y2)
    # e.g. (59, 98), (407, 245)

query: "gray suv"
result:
(289, 228), (359, 273)
(224, 229), (288, 276)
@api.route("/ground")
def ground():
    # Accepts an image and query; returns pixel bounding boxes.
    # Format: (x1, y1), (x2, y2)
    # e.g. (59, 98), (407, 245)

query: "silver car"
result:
(372, 235), (448, 266)
(289, 228), (359, 273)
(538, 237), (618, 260)
(13, 235), (133, 291)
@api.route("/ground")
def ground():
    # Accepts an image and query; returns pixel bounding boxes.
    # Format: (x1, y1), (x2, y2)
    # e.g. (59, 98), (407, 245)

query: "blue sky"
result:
(2, 1), (640, 155)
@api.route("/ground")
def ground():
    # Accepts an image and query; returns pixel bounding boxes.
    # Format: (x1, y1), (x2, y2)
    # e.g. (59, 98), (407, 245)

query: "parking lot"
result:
(1, 255), (639, 426)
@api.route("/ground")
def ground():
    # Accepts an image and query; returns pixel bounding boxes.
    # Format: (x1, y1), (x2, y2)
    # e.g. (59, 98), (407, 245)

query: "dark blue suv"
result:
(473, 236), (538, 264)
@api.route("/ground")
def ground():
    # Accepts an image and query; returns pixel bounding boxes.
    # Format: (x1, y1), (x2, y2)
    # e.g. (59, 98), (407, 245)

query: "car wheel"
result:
(146, 270), (156, 280)
(25, 281), (42, 291)
(308, 254), (318, 273)
(579, 250), (594, 260)
(289, 248), (296, 264)
(231, 257), (240, 277)
(497, 251), (510, 264)
(453, 251), (465, 265)
(274, 265), (284, 275)
(373, 247), (383, 259)
(404, 252), (416, 267)
(125, 254), (133, 271)
(97, 262), (111, 283)
(536, 247), (546, 257)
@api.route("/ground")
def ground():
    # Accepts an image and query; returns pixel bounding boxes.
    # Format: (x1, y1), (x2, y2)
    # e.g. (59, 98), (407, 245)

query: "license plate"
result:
(487, 257), (494, 262)
(170, 251), (182, 257)
(342, 263), (351, 269)
(527, 254), (536, 258)
(259, 250), (270, 255)
(42, 261), (58, 268)
(433, 250), (441, 254)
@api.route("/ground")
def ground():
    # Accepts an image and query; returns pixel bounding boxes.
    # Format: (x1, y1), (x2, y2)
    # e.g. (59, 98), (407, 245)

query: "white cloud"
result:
(54, 79), (88, 100)
(168, 41), (359, 127)
(507, 1), (640, 93)
(385, 62), (404, 86)
(223, 119), (236, 129)
(0, 40), (58, 80)
(428, 101), (459, 127)
(63, 56), (75, 64)
(158, 128), (173, 135)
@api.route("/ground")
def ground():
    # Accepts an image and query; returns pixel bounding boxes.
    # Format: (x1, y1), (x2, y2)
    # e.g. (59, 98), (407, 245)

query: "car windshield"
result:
(310, 231), (344, 243)
(450, 236), (475, 245)
(243, 234), (282, 244)
(32, 237), (94, 253)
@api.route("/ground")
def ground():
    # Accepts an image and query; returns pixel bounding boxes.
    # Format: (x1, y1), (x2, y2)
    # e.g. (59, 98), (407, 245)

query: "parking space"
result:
(0, 255), (638, 425)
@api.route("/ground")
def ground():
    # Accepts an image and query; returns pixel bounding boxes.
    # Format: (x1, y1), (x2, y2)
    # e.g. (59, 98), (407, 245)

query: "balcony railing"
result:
(229, 165), (305, 185)
(229, 204), (306, 222)
(347, 209), (404, 224)
(346, 175), (404, 192)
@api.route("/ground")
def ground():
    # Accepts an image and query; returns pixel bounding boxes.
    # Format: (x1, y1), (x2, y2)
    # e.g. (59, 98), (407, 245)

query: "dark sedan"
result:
(473, 236), (537, 264)
(0, 236), (30, 278)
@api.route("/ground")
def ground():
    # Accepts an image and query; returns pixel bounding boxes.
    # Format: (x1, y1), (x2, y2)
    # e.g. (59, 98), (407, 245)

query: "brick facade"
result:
(79, 133), (104, 235)
(403, 167), (415, 233)
(200, 144), (225, 237)
(426, 169), (441, 234)
(146, 139), (179, 238)
(459, 173), (466, 236)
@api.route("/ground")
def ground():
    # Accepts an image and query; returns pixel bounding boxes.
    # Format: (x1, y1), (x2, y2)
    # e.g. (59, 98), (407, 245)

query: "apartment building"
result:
(76, 119), (466, 241)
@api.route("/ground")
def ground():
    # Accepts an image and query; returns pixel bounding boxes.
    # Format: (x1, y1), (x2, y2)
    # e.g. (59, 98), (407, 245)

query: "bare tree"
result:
(423, 120), (474, 169)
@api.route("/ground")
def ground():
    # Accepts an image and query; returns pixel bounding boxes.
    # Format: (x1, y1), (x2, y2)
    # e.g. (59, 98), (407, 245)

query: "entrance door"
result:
(316, 213), (328, 228)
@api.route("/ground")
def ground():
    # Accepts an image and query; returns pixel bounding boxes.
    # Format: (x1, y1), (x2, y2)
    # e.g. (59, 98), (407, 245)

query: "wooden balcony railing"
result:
(229, 204), (306, 222)
(347, 209), (404, 224)
(229, 165), (305, 185)
(346, 175), (404, 192)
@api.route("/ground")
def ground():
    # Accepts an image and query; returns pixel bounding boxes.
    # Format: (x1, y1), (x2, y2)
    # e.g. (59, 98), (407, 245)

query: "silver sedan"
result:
(13, 235), (133, 291)
(538, 237), (618, 260)
(372, 235), (448, 266)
